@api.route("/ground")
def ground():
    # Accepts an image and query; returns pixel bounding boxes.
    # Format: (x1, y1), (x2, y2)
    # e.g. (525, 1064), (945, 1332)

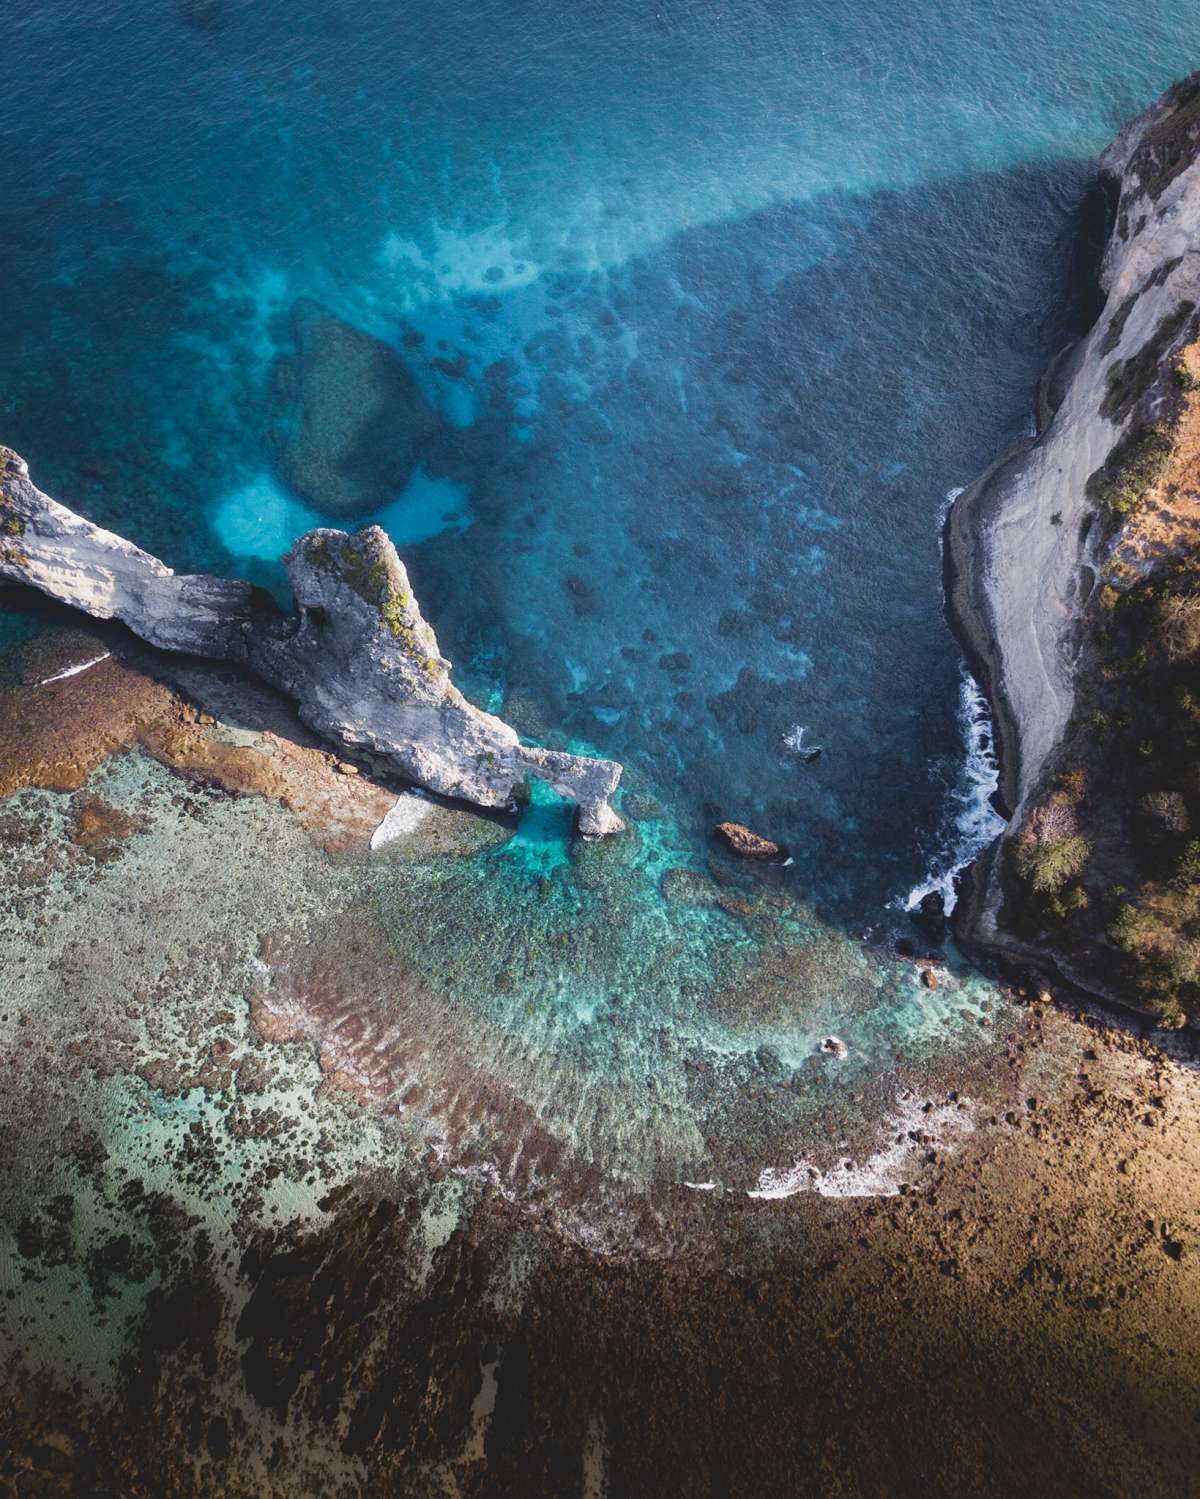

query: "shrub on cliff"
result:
(1009, 779), (1093, 912)
(1013, 834), (1092, 895)
(1157, 586), (1200, 659)
(1142, 789), (1191, 838)
(1086, 425), (1175, 527)
(1108, 889), (1200, 1026)
(1132, 73), (1200, 200)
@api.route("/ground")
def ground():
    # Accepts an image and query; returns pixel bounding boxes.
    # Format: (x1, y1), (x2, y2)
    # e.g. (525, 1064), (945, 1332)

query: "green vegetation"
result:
(1005, 552), (1200, 1025)
(1, 514), (23, 536)
(1007, 774), (1093, 923)
(300, 528), (445, 675)
(302, 530), (393, 604)
(1014, 834), (1091, 895)
(1085, 424), (1174, 528)
(1173, 362), (1200, 392)
(378, 591), (411, 637)
(1100, 301), (1196, 423)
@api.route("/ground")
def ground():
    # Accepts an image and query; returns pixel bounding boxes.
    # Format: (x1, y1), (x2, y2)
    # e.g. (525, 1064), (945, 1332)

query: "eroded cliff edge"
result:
(0, 447), (624, 837)
(947, 74), (1200, 1025)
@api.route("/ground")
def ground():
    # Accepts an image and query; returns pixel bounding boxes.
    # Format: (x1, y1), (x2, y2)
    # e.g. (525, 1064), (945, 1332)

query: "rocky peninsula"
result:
(948, 74), (1200, 1025)
(0, 447), (624, 838)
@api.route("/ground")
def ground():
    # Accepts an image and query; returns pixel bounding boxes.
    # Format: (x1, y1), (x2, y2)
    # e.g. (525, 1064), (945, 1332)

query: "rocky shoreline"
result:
(945, 74), (1200, 1027)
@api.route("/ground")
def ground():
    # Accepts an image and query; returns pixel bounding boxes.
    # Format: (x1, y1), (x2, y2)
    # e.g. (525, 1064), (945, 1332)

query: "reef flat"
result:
(2, 794), (1198, 1499)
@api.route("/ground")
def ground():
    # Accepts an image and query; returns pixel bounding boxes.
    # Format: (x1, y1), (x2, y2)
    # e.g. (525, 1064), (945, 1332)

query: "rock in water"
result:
(278, 302), (443, 516)
(714, 821), (788, 860)
(0, 447), (624, 837)
(912, 890), (947, 942)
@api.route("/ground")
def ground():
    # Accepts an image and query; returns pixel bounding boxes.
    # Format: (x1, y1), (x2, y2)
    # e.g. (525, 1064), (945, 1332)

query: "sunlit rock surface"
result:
(0, 447), (624, 835)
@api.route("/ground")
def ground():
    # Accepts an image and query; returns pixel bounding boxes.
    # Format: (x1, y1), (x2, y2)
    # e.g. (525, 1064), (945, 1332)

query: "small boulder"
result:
(920, 967), (939, 991)
(715, 821), (788, 861)
(819, 1035), (848, 1058)
(912, 890), (947, 942)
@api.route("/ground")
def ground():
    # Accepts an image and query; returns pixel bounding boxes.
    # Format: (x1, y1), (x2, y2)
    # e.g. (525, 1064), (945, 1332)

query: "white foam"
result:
(370, 790), (436, 850)
(937, 484), (967, 539)
(36, 652), (110, 686)
(783, 723), (822, 757)
(900, 666), (1004, 916)
(748, 1094), (973, 1200)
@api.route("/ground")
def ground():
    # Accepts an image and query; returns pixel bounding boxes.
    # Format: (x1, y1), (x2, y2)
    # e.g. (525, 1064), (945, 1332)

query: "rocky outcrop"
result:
(714, 822), (787, 861)
(948, 78), (1200, 825)
(0, 447), (624, 836)
(946, 75), (1200, 1019)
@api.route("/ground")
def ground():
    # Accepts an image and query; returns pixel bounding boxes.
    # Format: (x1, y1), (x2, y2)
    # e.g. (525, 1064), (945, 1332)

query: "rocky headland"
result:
(0, 447), (624, 837)
(948, 74), (1200, 1026)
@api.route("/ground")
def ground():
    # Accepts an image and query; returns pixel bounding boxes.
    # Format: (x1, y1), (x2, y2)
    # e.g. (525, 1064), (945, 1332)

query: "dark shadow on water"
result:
(0, 153), (1126, 956)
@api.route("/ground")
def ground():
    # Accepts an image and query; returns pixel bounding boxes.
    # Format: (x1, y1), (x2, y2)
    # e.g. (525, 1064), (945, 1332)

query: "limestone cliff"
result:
(947, 74), (1200, 1023)
(0, 448), (624, 837)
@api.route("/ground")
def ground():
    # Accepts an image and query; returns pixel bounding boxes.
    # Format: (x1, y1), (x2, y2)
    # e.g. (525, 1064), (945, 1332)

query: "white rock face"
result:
(947, 76), (1200, 825)
(0, 448), (624, 836)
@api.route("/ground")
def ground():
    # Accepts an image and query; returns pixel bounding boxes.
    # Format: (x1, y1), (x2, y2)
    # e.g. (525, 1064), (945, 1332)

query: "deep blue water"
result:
(2, 0), (1198, 1187)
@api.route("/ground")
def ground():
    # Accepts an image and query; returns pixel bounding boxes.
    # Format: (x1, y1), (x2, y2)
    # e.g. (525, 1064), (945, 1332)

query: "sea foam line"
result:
(36, 651), (111, 686)
(895, 482), (1003, 916)
(900, 666), (1004, 916)
(747, 1094), (974, 1200)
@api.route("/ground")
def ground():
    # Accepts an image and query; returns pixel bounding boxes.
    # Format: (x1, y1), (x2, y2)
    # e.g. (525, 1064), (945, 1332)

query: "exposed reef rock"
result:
(715, 821), (788, 860)
(0, 448), (624, 836)
(947, 75), (1200, 1024)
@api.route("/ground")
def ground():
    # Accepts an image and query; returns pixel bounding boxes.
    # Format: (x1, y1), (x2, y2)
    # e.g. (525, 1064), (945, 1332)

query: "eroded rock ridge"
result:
(0, 448), (624, 836)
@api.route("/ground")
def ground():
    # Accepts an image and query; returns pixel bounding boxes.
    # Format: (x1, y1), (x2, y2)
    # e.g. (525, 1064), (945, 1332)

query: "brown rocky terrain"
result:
(1, 988), (1197, 1498)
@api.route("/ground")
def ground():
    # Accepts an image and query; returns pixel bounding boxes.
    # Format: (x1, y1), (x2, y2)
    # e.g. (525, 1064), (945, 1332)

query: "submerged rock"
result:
(714, 821), (787, 861)
(0, 448), (624, 836)
(278, 302), (443, 516)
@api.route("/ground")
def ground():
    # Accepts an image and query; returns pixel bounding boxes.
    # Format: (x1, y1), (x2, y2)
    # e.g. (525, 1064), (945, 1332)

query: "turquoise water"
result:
(1, 2), (1198, 1195)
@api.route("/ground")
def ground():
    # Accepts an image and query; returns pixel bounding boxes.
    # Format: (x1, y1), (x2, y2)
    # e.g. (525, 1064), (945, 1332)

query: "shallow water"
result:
(1, 2), (1196, 1210)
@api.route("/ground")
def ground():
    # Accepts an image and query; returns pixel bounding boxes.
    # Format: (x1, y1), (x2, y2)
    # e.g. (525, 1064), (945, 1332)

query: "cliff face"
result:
(0, 448), (624, 837)
(948, 75), (1200, 1024)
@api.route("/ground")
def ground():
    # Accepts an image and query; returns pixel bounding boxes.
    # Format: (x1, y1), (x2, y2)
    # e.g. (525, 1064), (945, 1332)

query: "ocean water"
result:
(1, 1), (1197, 1214)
